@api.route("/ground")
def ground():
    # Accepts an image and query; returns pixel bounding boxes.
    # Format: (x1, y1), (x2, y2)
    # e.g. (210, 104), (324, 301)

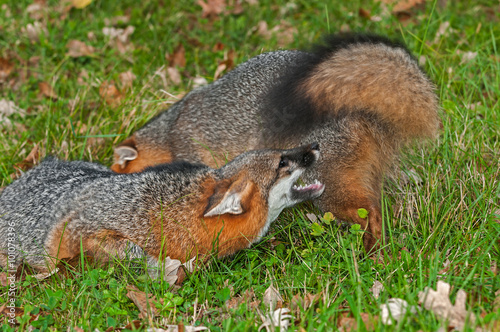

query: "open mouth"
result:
(291, 179), (325, 201)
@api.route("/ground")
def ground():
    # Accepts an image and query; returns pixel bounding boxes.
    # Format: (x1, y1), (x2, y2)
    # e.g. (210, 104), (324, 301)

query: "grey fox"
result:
(0, 143), (324, 277)
(112, 34), (440, 251)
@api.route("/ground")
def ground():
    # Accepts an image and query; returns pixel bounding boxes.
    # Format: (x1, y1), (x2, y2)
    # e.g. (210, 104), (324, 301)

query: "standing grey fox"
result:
(112, 34), (440, 251)
(0, 143), (324, 277)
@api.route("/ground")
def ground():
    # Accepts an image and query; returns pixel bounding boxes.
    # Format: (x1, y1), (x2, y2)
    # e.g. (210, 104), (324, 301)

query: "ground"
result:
(0, 0), (499, 331)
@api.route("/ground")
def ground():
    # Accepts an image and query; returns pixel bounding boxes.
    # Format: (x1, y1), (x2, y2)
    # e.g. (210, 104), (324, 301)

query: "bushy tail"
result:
(301, 34), (440, 143)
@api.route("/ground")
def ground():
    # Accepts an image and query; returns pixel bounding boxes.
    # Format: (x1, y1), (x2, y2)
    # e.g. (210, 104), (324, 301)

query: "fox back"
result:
(112, 33), (440, 251)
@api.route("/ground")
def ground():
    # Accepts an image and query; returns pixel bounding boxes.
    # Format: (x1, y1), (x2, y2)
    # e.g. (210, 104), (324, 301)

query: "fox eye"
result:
(278, 158), (289, 168)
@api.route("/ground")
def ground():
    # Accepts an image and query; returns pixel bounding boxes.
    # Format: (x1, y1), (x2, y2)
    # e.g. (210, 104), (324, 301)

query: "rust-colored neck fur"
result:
(149, 174), (268, 262)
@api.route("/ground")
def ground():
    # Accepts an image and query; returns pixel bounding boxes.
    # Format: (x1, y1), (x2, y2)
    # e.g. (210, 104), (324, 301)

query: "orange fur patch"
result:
(112, 135), (173, 173)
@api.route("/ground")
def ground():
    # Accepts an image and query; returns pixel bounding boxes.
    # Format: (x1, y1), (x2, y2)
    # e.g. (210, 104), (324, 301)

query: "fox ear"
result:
(114, 146), (138, 169)
(204, 178), (252, 217)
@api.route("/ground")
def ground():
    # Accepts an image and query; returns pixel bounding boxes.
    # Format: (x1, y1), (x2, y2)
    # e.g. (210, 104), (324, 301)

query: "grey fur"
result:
(0, 144), (323, 273)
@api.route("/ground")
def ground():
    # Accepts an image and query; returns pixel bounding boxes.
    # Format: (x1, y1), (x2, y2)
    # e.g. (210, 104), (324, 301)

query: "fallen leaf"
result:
(102, 26), (135, 43)
(104, 15), (130, 26)
(72, 0), (92, 9)
(213, 50), (235, 80)
(255, 20), (297, 47)
(32, 268), (59, 280)
(434, 21), (450, 43)
(0, 271), (14, 287)
(14, 143), (42, 175)
(306, 213), (318, 222)
(418, 281), (479, 331)
(192, 76), (208, 88)
(258, 308), (292, 332)
(0, 304), (25, 320)
(148, 325), (209, 331)
(126, 285), (159, 319)
(460, 51), (478, 65)
(198, 0), (226, 18)
(0, 58), (14, 83)
(378, 0), (426, 13)
(167, 44), (186, 68)
(359, 8), (371, 19)
(263, 285), (283, 310)
(118, 70), (136, 91)
(494, 289), (500, 312)
(26, 2), (47, 20)
(167, 67), (182, 85)
(66, 40), (95, 58)
(38, 81), (58, 100)
(99, 80), (123, 107)
(23, 22), (47, 43)
(380, 298), (417, 325)
(102, 26), (135, 54)
(370, 280), (384, 299)
(338, 312), (375, 332)
(226, 288), (260, 310)
(0, 99), (26, 117)
(291, 292), (318, 315)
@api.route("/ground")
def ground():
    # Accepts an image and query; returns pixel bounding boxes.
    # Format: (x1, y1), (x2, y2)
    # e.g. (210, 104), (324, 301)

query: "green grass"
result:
(1, 0), (499, 331)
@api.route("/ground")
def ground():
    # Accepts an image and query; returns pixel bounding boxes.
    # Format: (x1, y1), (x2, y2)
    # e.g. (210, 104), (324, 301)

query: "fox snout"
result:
(281, 142), (320, 170)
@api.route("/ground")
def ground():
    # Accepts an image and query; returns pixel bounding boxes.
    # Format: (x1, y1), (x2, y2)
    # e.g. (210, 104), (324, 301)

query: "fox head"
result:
(201, 143), (325, 247)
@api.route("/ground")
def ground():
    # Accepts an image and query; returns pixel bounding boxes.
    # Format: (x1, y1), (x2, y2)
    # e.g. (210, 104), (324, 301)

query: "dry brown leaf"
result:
(459, 51), (478, 65)
(0, 271), (13, 287)
(306, 213), (318, 222)
(338, 312), (375, 332)
(370, 280), (385, 299)
(192, 76), (208, 88)
(26, 2), (47, 20)
(149, 325), (209, 331)
(99, 80), (123, 107)
(378, 0), (426, 12)
(0, 58), (14, 83)
(102, 26), (135, 43)
(258, 308), (292, 332)
(380, 298), (417, 325)
(198, 0), (226, 18)
(66, 40), (95, 58)
(32, 268), (59, 280)
(0, 303), (25, 324)
(255, 20), (297, 47)
(118, 70), (136, 91)
(38, 81), (58, 100)
(126, 285), (159, 319)
(418, 281), (480, 331)
(0, 99), (26, 117)
(104, 15), (130, 26)
(213, 50), (235, 80)
(359, 8), (372, 19)
(263, 284), (283, 310)
(167, 67), (182, 85)
(167, 44), (186, 68)
(14, 143), (42, 175)
(291, 292), (318, 315)
(72, 0), (92, 9)
(226, 288), (259, 310)
(23, 22), (47, 43)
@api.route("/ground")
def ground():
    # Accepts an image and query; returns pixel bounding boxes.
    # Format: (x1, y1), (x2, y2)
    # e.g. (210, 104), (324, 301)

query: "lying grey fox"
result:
(112, 33), (440, 251)
(0, 143), (324, 277)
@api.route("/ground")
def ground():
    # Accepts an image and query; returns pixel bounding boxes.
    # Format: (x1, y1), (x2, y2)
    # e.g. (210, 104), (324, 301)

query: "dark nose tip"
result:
(310, 142), (319, 151)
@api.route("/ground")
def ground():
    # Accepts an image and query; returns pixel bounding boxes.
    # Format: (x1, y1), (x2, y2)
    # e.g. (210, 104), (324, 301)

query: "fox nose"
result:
(310, 142), (319, 151)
